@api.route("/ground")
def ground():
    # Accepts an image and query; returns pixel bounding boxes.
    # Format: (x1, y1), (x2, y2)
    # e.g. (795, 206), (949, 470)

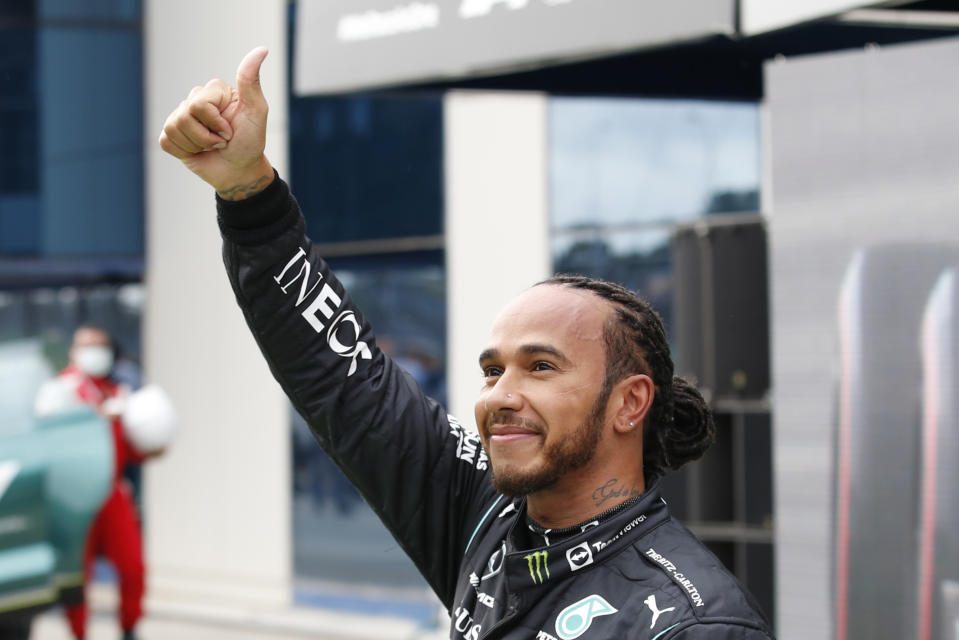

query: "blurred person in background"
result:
(159, 48), (774, 639)
(51, 326), (151, 640)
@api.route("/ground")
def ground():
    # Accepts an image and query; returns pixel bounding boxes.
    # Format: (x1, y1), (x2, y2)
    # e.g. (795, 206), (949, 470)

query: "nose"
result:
(481, 381), (523, 414)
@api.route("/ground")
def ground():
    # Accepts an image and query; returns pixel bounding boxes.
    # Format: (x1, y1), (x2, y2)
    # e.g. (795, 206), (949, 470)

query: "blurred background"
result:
(1, 1), (958, 639)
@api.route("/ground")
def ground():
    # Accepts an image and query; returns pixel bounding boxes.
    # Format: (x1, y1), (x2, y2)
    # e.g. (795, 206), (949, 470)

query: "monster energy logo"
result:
(525, 551), (550, 584)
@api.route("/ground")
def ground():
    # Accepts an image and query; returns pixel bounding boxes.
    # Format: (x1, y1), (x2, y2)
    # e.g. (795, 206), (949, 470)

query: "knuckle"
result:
(187, 100), (206, 117)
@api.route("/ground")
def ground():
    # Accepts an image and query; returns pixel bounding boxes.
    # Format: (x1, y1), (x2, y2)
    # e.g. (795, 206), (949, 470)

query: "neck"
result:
(525, 459), (646, 529)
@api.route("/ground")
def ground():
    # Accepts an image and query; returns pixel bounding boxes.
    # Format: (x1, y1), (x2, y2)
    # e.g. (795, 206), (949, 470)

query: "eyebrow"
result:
(478, 343), (572, 366)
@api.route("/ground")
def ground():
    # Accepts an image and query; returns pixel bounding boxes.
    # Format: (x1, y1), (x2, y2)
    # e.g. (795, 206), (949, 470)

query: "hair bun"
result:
(646, 376), (715, 475)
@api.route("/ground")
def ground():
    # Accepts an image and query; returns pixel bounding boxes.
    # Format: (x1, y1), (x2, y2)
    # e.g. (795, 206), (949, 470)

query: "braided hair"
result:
(539, 274), (715, 477)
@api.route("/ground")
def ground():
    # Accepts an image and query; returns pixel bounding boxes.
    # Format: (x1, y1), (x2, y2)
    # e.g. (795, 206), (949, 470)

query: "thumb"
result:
(235, 46), (269, 105)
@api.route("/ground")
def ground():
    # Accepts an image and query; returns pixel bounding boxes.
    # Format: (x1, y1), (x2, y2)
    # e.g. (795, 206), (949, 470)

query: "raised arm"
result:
(157, 49), (498, 605)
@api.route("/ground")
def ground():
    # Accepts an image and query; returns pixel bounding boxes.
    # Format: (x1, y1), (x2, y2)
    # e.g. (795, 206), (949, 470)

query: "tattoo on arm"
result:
(592, 478), (643, 507)
(216, 174), (273, 201)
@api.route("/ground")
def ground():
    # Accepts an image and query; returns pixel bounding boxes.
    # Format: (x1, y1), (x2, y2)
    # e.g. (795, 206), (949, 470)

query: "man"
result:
(56, 326), (146, 640)
(159, 47), (775, 639)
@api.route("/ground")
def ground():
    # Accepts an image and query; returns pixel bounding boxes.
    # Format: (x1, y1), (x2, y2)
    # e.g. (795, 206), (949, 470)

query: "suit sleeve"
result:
(217, 175), (496, 607)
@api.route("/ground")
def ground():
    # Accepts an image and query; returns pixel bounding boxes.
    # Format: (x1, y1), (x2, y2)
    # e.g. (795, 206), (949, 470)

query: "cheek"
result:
(547, 383), (601, 416)
(553, 381), (600, 400)
(474, 399), (489, 436)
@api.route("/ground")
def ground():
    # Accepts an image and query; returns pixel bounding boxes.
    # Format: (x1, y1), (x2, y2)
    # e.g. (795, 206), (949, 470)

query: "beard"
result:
(486, 387), (610, 498)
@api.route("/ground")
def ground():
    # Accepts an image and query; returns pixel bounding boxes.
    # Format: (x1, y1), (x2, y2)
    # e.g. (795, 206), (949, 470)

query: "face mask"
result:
(75, 345), (114, 378)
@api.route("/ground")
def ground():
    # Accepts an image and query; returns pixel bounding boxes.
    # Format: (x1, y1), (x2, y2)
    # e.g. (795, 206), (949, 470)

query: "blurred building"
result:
(4, 1), (959, 639)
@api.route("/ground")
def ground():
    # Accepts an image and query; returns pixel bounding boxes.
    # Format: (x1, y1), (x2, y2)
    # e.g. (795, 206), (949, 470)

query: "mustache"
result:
(484, 411), (545, 434)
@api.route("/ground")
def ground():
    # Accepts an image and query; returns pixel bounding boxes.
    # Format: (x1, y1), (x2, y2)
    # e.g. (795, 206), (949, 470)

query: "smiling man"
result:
(160, 47), (775, 639)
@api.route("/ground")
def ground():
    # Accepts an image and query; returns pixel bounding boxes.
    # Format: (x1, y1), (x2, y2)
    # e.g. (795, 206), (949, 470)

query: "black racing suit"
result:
(217, 174), (776, 640)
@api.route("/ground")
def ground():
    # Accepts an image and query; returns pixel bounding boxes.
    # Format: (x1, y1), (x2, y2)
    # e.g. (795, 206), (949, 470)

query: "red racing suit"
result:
(58, 365), (146, 637)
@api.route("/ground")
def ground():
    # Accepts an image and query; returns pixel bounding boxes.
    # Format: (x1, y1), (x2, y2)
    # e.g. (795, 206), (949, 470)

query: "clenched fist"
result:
(159, 46), (275, 200)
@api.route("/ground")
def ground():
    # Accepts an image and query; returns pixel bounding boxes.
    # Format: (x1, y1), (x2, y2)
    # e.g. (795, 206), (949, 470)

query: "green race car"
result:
(0, 340), (112, 639)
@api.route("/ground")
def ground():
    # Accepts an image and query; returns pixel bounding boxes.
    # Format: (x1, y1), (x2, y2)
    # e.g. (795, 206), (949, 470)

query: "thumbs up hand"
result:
(159, 47), (275, 200)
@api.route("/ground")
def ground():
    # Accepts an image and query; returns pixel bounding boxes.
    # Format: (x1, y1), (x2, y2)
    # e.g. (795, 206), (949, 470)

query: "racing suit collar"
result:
(503, 478), (670, 594)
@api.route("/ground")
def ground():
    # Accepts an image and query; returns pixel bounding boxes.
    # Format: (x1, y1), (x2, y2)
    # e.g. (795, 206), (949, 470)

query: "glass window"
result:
(0, 28), (38, 196)
(0, 2), (143, 259)
(0, 23), (40, 254)
(290, 94), (444, 244)
(553, 228), (673, 326)
(549, 97), (760, 231)
(549, 98), (761, 334)
(38, 26), (142, 257)
(38, 0), (140, 20)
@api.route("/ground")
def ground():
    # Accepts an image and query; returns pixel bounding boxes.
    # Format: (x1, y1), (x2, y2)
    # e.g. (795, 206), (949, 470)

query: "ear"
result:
(612, 374), (655, 435)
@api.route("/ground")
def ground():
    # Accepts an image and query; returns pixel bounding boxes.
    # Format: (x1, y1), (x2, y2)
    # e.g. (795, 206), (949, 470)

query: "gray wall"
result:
(144, 0), (292, 609)
(765, 35), (959, 639)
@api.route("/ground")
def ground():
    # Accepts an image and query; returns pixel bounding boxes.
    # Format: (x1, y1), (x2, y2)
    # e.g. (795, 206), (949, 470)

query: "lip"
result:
(489, 423), (538, 435)
(488, 424), (541, 444)
(491, 432), (538, 442)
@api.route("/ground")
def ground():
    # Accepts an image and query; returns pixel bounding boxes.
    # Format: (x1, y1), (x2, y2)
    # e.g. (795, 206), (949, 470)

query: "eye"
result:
(532, 361), (556, 372)
(482, 365), (503, 379)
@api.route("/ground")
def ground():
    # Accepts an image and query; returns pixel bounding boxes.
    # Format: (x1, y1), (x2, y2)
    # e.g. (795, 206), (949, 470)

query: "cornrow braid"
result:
(539, 274), (715, 477)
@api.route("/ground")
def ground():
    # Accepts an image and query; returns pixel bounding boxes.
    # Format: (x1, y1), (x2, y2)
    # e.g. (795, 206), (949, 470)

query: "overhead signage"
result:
(294, 0), (736, 94)
(740, 0), (877, 36)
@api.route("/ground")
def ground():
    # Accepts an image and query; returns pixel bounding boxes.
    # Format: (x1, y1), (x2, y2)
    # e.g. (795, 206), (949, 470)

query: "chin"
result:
(489, 462), (559, 498)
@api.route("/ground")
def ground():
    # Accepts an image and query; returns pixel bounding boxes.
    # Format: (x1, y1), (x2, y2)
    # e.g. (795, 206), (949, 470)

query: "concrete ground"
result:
(30, 611), (322, 640)
(28, 584), (449, 640)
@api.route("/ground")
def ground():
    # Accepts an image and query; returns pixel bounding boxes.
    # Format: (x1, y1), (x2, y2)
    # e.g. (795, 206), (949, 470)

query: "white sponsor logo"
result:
(448, 415), (489, 470)
(591, 514), (647, 553)
(334, 0), (575, 47)
(555, 594), (617, 640)
(452, 606), (481, 640)
(325, 310), (372, 376)
(646, 548), (705, 608)
(482, 541), (506, 580)
(460, 0), (572, 19)
(337, 3), (440, 42)
(644, 594), (676, 629)
(470, 540), (506, 589)
(536, 631), (559, 640)
(273, 248), (371, 377)
(566, 541), (594, 571)
(498, 502), (517, 518)
(476, 592), (495, 608)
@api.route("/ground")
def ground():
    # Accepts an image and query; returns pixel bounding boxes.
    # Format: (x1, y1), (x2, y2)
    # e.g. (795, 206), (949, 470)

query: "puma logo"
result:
(644, 594), (676, 629)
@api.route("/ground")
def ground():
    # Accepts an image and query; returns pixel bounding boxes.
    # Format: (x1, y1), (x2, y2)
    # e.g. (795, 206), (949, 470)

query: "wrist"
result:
(215, 156), (275, 201)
